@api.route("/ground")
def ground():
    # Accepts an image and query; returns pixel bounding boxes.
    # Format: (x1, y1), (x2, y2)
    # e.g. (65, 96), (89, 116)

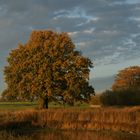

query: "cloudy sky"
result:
(0, 0), (140, 93)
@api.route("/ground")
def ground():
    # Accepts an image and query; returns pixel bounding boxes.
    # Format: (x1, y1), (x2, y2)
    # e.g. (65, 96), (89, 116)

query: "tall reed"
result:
(0, 106), (140, 134)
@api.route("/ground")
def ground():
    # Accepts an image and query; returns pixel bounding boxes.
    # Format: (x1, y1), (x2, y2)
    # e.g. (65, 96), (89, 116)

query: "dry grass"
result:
(0, 106), (140, 134)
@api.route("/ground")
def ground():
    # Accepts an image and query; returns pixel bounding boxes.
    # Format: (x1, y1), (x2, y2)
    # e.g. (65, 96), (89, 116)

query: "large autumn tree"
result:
(3, 30), (94, 108)
(112, 66), (140, 91)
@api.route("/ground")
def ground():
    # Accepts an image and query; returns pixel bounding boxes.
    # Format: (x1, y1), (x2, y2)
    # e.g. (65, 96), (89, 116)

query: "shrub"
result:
(100, 89), (140, 106)
(100, 90), (116, 106)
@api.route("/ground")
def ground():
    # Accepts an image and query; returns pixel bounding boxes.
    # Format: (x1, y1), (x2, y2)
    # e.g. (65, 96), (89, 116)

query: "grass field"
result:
(0, 101), (89, 110)
(0, 102), (38, 110)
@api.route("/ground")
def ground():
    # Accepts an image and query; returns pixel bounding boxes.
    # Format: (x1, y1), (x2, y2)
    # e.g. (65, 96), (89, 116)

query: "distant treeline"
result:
(91, 66), (140, 106)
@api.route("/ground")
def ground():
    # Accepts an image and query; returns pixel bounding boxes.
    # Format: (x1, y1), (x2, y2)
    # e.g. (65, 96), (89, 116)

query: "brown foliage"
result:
(112, 66), (140, 91)
(3, 30), (94, 108)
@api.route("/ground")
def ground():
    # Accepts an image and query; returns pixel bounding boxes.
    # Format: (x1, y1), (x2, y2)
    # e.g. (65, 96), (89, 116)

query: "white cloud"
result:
(68, 31), (79, 37)
(122, 38), (136, 47)
(76, 42), (86, 47)
(126, 0), (140, 4)
(83, 28), (95, 34)
(54, 7), (87, 19)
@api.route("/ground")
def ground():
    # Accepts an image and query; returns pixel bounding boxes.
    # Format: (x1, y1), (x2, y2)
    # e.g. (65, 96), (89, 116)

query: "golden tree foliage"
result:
(3, 30), (94, 108)
(112, 66), (140, 91)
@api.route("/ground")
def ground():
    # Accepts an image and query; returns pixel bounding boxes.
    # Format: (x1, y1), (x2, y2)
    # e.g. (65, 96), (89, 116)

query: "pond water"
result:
(2, 130), (139, 140)
(32, 130), (140, 140)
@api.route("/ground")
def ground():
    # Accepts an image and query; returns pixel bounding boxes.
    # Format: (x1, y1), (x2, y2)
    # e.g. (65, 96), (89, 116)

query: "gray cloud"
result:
(90, 75), (115, 92)
(0, 0), (140, 91)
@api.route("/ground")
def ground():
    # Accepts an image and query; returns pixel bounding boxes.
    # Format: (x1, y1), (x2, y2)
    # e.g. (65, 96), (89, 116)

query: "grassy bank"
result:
(0, 101), (89, 110)
(0, 106), (140, 134)
(0, 102), (37, 110)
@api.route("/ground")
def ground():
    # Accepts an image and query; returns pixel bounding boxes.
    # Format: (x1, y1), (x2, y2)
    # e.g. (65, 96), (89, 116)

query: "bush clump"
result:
(100, 89), (140, 106)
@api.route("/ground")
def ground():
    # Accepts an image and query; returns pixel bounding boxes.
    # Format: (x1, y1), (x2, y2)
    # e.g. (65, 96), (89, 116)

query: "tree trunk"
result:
(38, 97), (48, 109)
(69, 100), (74, 106)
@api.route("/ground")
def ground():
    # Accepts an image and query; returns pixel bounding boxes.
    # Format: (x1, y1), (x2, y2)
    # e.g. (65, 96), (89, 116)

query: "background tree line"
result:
(99, 66), (140, 106)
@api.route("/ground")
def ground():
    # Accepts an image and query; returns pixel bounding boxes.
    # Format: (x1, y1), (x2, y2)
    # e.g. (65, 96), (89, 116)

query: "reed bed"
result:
(0, 106), (140, 134)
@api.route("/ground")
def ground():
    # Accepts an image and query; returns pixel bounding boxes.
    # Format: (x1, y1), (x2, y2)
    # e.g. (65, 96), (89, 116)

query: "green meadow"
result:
(0, 101), (89, 111)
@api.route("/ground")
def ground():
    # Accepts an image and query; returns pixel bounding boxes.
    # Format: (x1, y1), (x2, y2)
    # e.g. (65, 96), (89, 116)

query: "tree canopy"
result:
(112, 66), (140, 91)
(99, 66), (140, 106)
(3, 30), (94, 108)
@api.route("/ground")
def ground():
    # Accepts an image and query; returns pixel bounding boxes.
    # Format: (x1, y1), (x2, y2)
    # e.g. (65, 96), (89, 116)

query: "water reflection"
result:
(1, 130), (140, 140)
(31, 130), (140, 140)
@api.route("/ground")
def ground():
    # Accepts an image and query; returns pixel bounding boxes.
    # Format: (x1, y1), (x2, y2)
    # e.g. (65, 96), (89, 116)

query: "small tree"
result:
(100, 89), (140, 106)
(100, 66), (140, 106)
(3, 30), (94, 109)
(112, 66), (140, 91)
